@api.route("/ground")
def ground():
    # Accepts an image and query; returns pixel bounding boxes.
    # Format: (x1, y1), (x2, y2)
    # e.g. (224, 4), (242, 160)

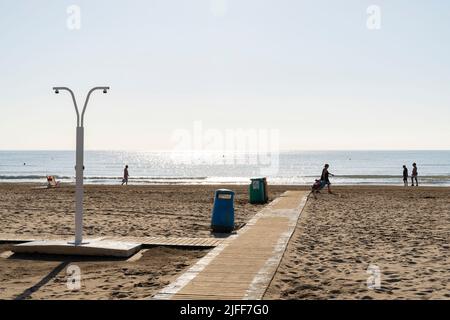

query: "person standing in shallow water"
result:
(411, 163), (418, 186)
(321, 164), (334, 194)
(122, 165), (129, 186)
(402, 165), (408, 187)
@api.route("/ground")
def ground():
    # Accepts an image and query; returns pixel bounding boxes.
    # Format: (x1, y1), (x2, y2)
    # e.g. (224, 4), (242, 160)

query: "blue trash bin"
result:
(211, 189), (235, 233)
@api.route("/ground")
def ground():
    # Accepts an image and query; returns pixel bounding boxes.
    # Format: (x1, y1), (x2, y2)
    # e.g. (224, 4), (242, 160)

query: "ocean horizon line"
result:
(2, 150), (449, 186)
(1, 149), (450, 153)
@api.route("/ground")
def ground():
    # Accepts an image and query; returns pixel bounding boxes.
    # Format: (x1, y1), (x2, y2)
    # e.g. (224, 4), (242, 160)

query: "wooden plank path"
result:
(153, 191), (309, 300)
(0, 234), (224, 248)
(104, 236), (224, 248)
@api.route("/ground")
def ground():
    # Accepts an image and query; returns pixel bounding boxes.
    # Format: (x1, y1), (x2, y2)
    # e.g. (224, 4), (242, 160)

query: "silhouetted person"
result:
(122, 165), (129, 185)
(321, 164), (334, 194)
(311, 179), (322, 199)
(411, 163), (418, 186)
(402, 165), (408, 187)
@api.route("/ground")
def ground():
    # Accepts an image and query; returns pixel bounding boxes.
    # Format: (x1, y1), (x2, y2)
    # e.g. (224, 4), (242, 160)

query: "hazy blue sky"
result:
(1, 0), (450, 151)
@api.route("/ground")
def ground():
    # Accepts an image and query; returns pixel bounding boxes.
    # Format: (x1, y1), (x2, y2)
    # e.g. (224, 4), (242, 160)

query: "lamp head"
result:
(101, 86), (110, 94)
(54, 89), (59, 94)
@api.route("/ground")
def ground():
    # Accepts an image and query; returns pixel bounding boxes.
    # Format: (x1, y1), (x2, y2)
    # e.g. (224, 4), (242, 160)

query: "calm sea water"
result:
(1, 150), (449, 186)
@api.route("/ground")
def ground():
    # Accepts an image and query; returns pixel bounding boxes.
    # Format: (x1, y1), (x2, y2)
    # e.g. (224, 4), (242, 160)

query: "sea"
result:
(1, 150), (449, 186)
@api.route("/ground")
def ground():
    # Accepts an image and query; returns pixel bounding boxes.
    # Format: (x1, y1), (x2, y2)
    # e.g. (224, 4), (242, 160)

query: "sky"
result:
(1, 0), (450, 151)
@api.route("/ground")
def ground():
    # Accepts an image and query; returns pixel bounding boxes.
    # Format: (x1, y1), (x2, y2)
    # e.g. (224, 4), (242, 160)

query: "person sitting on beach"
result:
(321, 164), (334, 194)
(402, 165), (408, 187)
(411, 163), (418, 186)
(121, 165), (129, 186)
(46, 175), (60, 188)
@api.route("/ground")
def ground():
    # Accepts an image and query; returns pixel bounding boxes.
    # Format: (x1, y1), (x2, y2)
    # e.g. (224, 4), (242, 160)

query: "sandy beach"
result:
(1, 184), (449, 300)
(265, 186), (450, 300)
(0, 183), (290, 300)
(0, 244), (206, 300)
(0, 184), (289, 239)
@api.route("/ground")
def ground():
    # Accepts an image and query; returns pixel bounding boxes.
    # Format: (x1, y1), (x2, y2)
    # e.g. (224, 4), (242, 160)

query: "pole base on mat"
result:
(12, 240), (141, 258)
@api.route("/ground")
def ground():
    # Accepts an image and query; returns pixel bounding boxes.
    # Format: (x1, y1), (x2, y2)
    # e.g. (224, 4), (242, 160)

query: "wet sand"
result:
(265, 186), (450, 300)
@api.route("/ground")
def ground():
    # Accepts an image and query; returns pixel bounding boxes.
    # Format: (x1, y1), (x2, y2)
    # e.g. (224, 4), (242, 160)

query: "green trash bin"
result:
(249, 178), (268, 204)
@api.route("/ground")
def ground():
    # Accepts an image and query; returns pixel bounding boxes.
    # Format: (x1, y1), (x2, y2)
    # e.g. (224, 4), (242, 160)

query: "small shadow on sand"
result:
(14, 261), (70, 300)
(8, 252), (127, 262)
(209, 222), (246, 238)
(211, 232), (235, 239)
(8, 251), (135, 299)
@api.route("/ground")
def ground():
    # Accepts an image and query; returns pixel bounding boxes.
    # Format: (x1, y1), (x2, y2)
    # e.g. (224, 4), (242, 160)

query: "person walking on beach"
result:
(122, 165), (129, 186)
(411, 163), (418, 186)
(321, 164), (334, 194)
(402, 165), (408, 187)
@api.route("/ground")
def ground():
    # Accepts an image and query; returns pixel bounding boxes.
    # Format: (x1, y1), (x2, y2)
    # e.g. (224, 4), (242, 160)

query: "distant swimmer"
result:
(402, 165), (408, 187)
(411, 163), (418, 186)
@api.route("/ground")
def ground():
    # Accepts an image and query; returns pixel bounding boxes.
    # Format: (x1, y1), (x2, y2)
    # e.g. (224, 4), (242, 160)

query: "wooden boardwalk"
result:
(104, 236), (224, 248)
(153, 191), (309, 300)
(0, 234), (224, 248)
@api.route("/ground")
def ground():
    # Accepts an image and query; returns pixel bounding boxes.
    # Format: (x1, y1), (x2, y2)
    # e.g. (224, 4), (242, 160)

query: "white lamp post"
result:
(53, 86), (110, 245)
(12, 86), (140, 257)
(11, 87), (141, 258)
